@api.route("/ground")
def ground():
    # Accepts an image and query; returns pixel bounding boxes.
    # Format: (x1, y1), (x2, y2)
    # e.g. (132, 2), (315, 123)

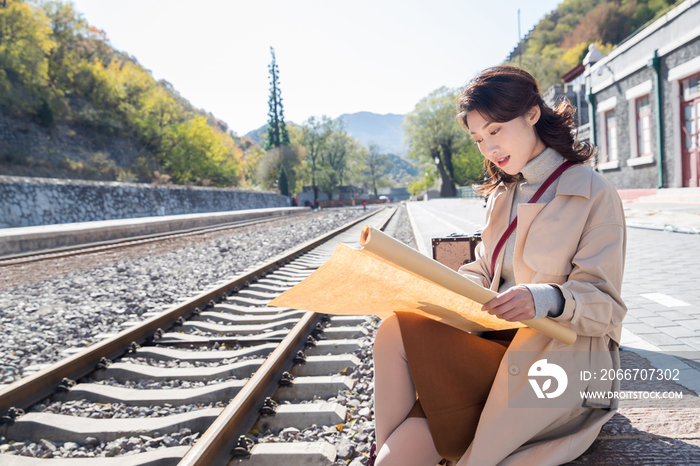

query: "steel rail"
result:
(0, 210), (312, 267)
(0, 206), (388, 416)
(178, 206), (397, 466)
(179, 311), (320, 466)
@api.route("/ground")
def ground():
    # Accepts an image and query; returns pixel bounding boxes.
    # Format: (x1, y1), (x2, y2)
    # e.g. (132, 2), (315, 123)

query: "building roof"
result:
(562, 64), (585, 83)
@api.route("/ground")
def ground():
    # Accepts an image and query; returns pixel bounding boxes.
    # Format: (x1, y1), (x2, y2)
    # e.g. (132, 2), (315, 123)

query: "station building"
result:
(559, 0), (700, 189)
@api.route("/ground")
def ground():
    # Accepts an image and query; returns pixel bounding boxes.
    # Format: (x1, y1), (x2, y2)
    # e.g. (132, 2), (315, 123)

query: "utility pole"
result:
(518, 9), (522, 68)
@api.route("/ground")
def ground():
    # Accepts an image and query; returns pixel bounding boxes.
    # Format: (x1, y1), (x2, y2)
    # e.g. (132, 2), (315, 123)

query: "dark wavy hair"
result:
(456, 66), (595, 195)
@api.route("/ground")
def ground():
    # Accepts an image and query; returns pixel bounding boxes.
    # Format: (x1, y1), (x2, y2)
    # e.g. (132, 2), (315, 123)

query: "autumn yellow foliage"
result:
(0, 0), (242, 186)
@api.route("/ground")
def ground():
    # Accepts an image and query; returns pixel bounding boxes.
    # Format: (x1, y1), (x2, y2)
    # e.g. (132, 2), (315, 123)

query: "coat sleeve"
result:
(551, 185), (627, 339)
(457, 240), (492, 289)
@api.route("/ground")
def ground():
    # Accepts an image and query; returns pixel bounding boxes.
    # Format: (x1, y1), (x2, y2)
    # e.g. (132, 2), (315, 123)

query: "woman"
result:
(371, 66), (626, 466)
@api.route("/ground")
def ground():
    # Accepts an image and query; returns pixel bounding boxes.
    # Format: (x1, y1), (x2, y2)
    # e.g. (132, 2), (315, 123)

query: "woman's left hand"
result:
(481, 285), (536, 322)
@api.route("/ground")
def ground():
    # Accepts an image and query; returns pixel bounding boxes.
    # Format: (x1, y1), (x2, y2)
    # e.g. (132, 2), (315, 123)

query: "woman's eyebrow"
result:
(469, 121), (493, 135)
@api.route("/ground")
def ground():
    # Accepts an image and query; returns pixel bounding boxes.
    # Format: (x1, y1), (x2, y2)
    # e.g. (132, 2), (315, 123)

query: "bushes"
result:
(166, 116), (241, 186)
(0, 0), (244, 186)
(0, 0), (55, 113)
(510, 0), (684, 90)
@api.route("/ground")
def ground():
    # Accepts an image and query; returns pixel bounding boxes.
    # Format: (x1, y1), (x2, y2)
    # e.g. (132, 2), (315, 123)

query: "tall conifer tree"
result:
(278, 167), (289, 196)
(265, 47), (290, 149)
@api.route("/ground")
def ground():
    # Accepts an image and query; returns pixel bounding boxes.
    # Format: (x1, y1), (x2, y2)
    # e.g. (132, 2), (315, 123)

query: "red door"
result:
(681, 73), (700, 187)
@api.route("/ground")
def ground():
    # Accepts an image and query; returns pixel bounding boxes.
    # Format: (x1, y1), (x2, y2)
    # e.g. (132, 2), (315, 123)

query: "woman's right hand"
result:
(481, 285), (536, 322)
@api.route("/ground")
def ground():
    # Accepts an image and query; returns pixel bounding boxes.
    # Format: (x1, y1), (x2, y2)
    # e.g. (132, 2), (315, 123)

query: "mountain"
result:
(335, 112), (406, 156)
(243, 122), (301, 146)
(386, 153), (417, 185)
(245, 112), (407, 156)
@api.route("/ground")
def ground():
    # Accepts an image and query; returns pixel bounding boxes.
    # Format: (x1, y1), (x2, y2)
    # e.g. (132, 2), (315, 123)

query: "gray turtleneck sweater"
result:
(498, 147), (565, 319)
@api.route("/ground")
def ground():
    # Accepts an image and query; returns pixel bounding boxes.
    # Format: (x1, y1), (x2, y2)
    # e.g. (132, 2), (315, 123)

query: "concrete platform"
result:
(407, 197), (700, 464)
(0, 206), (306, 256)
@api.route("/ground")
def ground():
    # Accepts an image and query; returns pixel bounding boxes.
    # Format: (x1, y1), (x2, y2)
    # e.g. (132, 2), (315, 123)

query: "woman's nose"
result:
(484, 141), (498, 158)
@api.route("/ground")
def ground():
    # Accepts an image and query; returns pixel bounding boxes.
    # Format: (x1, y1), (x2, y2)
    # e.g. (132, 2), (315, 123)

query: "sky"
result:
(70, 0), (563, 136)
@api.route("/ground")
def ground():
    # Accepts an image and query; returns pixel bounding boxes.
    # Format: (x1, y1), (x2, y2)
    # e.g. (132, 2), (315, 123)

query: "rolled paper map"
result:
(360, 224), (577, 346)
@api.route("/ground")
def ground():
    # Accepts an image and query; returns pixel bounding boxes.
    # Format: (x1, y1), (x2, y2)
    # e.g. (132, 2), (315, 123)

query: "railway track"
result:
(0, 210), (312, 267)
(0, 206), (396, 465)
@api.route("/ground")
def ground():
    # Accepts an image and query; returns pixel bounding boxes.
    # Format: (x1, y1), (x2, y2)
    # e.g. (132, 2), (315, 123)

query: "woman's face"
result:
(466, 107), (546, 176)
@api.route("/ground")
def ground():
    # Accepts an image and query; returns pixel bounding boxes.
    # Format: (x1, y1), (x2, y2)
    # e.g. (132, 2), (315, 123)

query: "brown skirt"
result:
(395, 311), (516, 462)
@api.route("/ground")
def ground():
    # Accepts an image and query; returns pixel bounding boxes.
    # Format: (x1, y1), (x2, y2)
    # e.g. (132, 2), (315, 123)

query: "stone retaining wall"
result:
(0, 176), (290, 228)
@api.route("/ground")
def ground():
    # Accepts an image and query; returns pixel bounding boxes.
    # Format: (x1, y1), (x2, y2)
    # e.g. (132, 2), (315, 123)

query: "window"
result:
(683, 101), (696, 150)
(680, 73), (700, 187)
(682, 75), (700, 100)
(635, 96), (652, 157)
(605, 110), (618, 161)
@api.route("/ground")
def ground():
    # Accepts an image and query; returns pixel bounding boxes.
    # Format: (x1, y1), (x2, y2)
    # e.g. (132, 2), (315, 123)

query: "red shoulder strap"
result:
(489, 161), (576, 279)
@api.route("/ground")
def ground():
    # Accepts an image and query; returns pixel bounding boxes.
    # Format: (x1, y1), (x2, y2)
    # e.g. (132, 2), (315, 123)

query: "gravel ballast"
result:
(253, 316), (380, 466)
(1, 203), (419, 463)
(0, 208), (376, 384)
(248, 206), (417, 466)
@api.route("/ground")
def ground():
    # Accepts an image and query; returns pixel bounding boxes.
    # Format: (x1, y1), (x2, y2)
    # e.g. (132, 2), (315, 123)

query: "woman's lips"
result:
(497, 155), (510, 167)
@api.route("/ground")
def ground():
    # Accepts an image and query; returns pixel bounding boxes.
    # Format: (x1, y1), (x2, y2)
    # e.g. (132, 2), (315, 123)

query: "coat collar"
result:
(493, 161), (593, 200)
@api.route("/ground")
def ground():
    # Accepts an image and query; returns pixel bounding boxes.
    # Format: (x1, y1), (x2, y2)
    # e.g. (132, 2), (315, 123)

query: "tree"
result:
(0, 0), (244, 186)
(408, 169), (437, 197)
(255, 144), (302, 193)
(363, 143), (394, 198)
(403, 86), (464, 198)
(452, 137), (484, 187)
(504, 0), (681, 91)
(264, 46), (289, 150)
(166, 115), (240, 186)
(278, 166), (289, 195)
(318, 120), (359, 200)
(0, 0), (55, 111)
(240, 138), (266, 188)
(301, 116), (331, 203)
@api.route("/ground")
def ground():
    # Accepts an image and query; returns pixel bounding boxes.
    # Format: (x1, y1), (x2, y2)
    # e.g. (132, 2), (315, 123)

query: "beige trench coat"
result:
(455, 162), (627, 466)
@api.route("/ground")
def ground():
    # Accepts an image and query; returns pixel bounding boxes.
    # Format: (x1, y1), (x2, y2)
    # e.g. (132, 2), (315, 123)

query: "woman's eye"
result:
(490, 129), (500, 136)
(475, 138), (483, 144)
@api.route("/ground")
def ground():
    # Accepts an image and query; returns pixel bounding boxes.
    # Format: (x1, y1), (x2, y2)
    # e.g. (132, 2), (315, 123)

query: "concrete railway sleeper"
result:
(0, 205), (397, 465)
